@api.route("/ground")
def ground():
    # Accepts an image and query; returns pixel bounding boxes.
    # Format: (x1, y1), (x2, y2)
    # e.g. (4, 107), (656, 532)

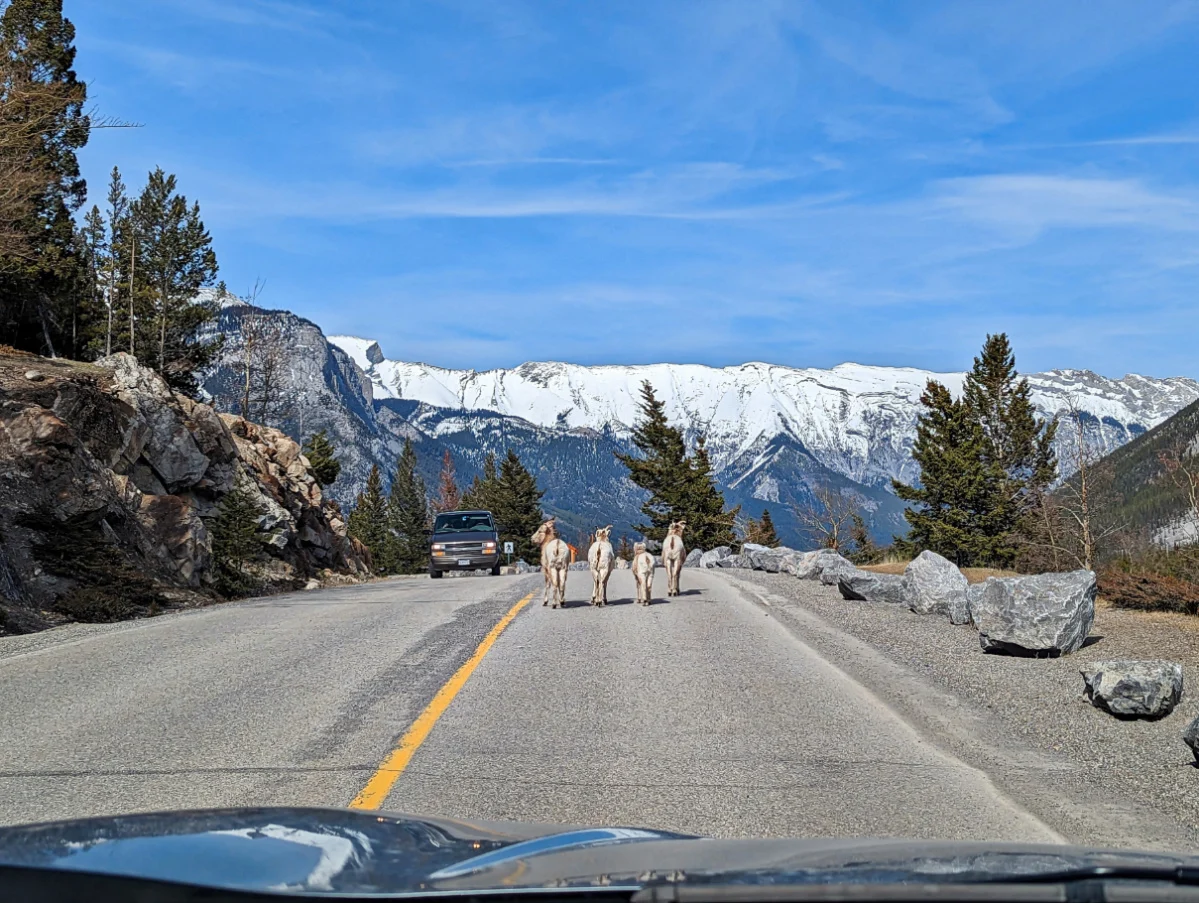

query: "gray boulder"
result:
(794, 549), (845, 580)
(966, 582), (986, 624)
(699, 546), (731, 569)
(818, 554), (857, 586)
(748, 546), (799, 573)
(903, 550), (970, 624)
(1080, 660), (1183, 719)
(1184, 714), (1199, 763)
(716, 554), (751, 569)
(741, 543), (769, 556)
(614, 558), (630, 570)
(973, 570), (1097, 656)
(569, 561), (589, 571)
(838, 568), (906, 605)
(683, 548), (704, 568)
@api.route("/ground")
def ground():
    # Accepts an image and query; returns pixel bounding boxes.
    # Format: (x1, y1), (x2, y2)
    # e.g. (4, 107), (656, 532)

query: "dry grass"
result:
(860, 560), (1019, 585)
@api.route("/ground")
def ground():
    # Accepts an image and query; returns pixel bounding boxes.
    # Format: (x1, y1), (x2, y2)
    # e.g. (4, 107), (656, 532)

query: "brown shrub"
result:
(1099, 568), (1199, 616)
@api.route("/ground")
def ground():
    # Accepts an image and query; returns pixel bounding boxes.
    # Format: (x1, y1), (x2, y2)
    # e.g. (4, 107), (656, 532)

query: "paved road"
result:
(1, 568), (1068, 842)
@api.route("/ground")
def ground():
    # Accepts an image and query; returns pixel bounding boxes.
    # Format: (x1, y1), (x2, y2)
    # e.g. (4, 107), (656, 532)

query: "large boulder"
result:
(794, 549), (846, 580)
(1080, 661), (1184, 719)
(748, 546), (799, 573)
(838, 568), (906, 604)
(818, 554), (857, 586)
(699, 546), (732, 569)
(716, 554), (751, 569)
(1184, 715), (1199, 763)
(568, 561), (589, 571)
(903, 551), (970, 624)
(683, 548), (704, 568)
(973, 570), (1097, 656)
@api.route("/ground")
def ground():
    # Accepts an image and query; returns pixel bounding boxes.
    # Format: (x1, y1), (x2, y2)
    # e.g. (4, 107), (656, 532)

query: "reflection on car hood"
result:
(0, 807), (1196, 896)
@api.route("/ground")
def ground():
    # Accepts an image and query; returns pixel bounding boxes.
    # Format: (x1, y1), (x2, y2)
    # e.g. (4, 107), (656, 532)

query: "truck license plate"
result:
(457, 558), (472, 566)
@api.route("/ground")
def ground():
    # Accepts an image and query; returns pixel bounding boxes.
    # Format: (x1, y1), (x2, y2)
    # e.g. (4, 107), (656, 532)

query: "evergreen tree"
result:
(893, 380), (1006, 566)
(615, 380), (692, 541)
(431, 448), (461, 513)
(101, 165), (126, 356)
(76, 203), (105, 357)
(677, 433), (738, 550)
(963, 333), (1058, 549)
(462, 452), (501, 512)
(0, 0), (89, 356)
(388, 440), (429, 574)
(209, 474), (263, 596)
(746, 508), (780, 547)
(130, 167), (219, 394)
(492, 449), (544, 565)
(848, 512), (879, 564)
(302, 430), (340, 488)
(348, 464), (394, 574)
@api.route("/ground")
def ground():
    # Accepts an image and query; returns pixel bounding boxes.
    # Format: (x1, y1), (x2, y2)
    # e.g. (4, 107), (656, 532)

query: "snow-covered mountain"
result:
(329, 336), (1199, 491)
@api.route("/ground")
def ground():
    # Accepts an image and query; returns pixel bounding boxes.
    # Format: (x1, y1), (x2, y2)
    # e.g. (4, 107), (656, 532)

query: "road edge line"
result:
(348, 591), (534, 810)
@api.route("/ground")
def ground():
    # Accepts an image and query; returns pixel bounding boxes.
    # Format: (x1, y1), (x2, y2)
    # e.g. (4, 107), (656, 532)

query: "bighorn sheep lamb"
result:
(532, 517), (570, 609)
(632, 541), (655, 606)
(662, 520), (687, 597)
(587, 525), (615, 606)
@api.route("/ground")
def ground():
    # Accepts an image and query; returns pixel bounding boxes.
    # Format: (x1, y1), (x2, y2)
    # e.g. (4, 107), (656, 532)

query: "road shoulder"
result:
(714, 570), (1199, 852)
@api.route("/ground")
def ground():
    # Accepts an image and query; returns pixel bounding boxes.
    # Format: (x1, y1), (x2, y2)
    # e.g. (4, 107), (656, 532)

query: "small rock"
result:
(838, 568), (906, 604)
(903, 550), (970, 624)
(615, 558), (630, 570)
(304, 578), (320, 590)
(1080, 660), (1183, 719)
(24, 369), (45, 381)
(1184, 715), (1199, 763)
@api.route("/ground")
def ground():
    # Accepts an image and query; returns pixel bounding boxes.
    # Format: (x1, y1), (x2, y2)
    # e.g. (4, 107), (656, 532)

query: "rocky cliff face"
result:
(0, 350), (369, 635)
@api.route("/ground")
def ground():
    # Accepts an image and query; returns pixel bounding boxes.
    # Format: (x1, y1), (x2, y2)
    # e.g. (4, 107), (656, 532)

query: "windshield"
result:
(434, 512), (495, 534)
(4, 1), (1199, 897)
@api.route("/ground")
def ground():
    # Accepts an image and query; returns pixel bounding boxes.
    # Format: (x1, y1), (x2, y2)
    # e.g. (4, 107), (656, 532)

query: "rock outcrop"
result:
(0, 351), (368, 634)
(972, 570), (1096, 656)
(902, 551), (971, 624)
(1079, 661), (1184, 719)
(683, 548), (704, 568)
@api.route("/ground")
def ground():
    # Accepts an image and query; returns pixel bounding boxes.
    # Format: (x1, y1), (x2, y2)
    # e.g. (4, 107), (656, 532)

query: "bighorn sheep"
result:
(662, 520), (687, 597)
(587, 525), (615, 606)
(632, 541), (655, 606)
(532, 517), (570, 609)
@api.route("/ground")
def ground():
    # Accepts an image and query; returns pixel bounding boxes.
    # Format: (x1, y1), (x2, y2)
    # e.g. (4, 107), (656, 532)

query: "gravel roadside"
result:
(719, 570), (1199, 851)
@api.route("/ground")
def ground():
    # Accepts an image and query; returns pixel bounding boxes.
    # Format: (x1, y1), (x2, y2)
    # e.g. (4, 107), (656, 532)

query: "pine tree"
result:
(492, 449), (544, 565)
(431, 448), (461, 514)
(388, 440), (429, 574)
(615, 381), (691, 541)
(77, 203), (105, 357)
(130, 167), (219, 394)
(102, 166), (126, 356)
(0, 0), (90, 357)
(462, 452), (501, 512)
(963, 333), (1058, 554)
(893, 380), (1005, 566)
(302, 430), (341, 488)
(848, 512), (879, 564)
(348, 464), (394, 574)
(748, 508), (780, 547)
(209, 474), (263, 596)
(678, 433), (738, 550)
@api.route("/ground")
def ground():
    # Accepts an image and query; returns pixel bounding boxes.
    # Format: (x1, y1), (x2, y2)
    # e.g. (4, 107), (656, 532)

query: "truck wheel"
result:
(429, 567), (443, 579)
(491, 563), (502, 576)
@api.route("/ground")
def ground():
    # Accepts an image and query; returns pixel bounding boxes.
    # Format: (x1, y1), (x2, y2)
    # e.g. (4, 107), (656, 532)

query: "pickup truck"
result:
(428, 509), (502, 578)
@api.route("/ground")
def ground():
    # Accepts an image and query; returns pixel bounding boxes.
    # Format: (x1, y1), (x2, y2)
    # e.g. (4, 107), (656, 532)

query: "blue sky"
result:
(71, 0), (1199, 377)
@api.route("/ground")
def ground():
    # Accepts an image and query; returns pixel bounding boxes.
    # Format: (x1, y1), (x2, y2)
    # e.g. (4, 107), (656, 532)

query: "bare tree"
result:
(793, 485), (862, 552)
(234, 280), (293, 428)
(1022, 397), (1123, 571)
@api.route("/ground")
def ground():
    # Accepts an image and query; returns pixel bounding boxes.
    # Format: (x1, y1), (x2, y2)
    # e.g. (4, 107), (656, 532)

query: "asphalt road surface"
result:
(0, 568), (1178, 846)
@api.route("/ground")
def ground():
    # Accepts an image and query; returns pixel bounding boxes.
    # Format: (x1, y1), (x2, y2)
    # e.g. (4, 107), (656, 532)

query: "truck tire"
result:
(429, 567), (443, 579)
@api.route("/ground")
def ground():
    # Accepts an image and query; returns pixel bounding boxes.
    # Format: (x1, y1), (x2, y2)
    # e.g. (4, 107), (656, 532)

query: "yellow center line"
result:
(349, 591), (535, 810)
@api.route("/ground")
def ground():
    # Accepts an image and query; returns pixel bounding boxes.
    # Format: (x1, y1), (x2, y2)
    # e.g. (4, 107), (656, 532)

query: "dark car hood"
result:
(1, 808), (1198, 897)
